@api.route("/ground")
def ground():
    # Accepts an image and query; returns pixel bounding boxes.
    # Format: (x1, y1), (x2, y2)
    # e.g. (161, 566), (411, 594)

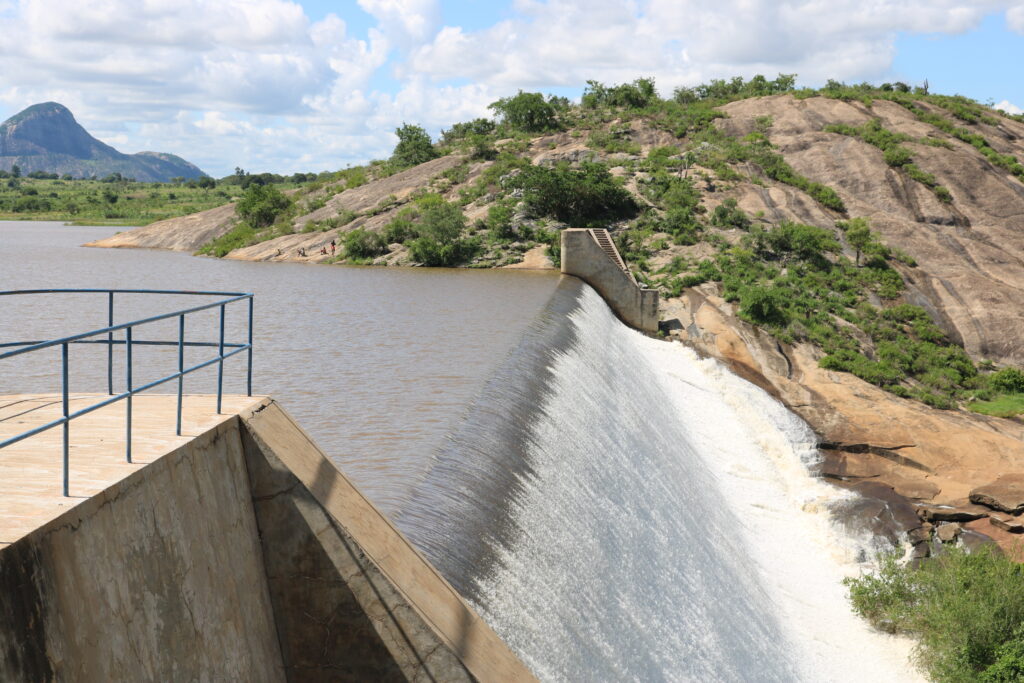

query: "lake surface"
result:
(0, 220), (560, 515)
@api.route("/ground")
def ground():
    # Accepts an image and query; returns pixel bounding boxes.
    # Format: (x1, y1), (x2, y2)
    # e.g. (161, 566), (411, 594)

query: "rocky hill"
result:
(89, 80), (1024, 554)
(0, 102), (206, 182)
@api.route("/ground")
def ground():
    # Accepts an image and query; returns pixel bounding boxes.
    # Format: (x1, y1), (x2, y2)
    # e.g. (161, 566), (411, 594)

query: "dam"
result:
(0, 221), (922, 681)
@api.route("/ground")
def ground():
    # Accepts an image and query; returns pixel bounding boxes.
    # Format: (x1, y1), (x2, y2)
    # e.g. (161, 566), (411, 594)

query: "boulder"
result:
(958, 529), (1003, 555)
(831, 481), (921, 546)
(916, 503), (989, 523)
(988, 513), (1024, 534)
(969, 474), (1024, 514)
(935, 522), (961, 543)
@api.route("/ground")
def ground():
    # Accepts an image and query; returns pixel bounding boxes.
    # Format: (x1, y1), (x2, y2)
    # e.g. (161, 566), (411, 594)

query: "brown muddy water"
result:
(0, 220), (560, 514)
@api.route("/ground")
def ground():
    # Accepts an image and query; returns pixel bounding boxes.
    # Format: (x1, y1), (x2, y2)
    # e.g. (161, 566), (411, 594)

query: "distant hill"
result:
(0, 102), (206, 182)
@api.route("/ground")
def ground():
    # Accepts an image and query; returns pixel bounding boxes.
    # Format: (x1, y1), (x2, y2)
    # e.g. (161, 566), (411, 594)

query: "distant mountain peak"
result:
(0, 102), (206, 182)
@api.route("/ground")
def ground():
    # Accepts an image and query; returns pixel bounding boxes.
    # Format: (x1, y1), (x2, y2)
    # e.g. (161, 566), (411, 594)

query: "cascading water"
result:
(398, 280), (922, 682)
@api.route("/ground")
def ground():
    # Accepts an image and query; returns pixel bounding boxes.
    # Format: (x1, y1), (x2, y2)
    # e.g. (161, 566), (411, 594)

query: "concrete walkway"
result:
(0, 393), (265, 548)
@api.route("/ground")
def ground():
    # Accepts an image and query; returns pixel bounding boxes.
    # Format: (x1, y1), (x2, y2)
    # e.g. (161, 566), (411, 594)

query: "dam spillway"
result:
(0, 221), (923, 680)
(398, 281), (921, 681)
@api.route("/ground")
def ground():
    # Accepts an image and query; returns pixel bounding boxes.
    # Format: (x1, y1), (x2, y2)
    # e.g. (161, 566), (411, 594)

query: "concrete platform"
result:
(0, 393), (266, 548)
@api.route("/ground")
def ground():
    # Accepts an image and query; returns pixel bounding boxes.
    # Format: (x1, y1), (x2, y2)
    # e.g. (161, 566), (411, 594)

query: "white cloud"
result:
(995, 99), (1024, 115)
(1009, 5), (1024, 33)
(1, 0), (1021, 177)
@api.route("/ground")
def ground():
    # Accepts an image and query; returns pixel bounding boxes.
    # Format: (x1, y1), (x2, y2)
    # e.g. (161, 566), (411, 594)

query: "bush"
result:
(990, 367), (1024, 393)
(236, 183), (291, 228)
(510, 162), (637, 226)
(485, 201), (516, 240)
(343, 228), (387, 259)
(846, 547), (1024, 682)
(883, 146), (913, 167)
(739, 285), (789, 326)
(582, 78), (659, 109)
(488, 91), (558, 133)
(407, 199), (477, 266)
(710, 198), (750, 230)
(391, 123), (439, 168)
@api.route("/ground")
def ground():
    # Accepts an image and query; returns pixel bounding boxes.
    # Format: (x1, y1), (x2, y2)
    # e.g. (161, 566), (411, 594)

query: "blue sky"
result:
(0, 0), (1021, 177)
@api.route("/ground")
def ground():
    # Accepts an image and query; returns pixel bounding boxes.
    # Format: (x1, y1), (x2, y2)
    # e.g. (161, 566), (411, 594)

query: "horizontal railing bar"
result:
(0, 294), (252, 359)
(0, 288), (250, 297)
(0, 340), (246, 350)
(0, 344), (250, 450)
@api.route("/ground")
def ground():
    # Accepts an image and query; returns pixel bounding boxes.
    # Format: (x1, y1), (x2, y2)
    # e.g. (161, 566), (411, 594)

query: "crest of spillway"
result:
(397, 281), (921, 682)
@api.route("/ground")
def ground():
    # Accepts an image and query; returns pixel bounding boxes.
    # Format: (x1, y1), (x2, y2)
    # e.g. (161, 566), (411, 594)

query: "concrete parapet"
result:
(0, 397), (535, 682)
(561, 228), (659, 332)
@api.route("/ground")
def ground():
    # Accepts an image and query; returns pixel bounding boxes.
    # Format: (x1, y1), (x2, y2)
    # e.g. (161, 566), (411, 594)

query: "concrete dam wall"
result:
(561, 228), (659, 333)
(0, 399), (533, 682)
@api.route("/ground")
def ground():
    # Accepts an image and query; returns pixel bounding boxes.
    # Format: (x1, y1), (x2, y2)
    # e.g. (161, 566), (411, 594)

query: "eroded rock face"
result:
(969, 474), (1024, 514)
(720, 95), (1024, 366)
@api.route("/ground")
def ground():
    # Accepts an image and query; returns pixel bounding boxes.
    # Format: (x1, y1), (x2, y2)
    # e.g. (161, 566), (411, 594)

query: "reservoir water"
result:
(0, 221), (920, 681)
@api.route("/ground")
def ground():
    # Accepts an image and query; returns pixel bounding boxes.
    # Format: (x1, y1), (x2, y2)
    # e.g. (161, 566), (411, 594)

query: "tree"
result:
(235, 183), (291, 228)
(489, 91), (558, 133)
(843, 217), (873, 266)
(197, 176), (216, 189)
(391, 123), (438, 168)
(11, 164), (20, 178)
(407, 198), (476, 266)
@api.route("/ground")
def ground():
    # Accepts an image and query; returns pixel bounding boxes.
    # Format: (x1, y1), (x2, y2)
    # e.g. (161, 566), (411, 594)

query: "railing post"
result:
(217, 304), (225, 414)
(125, 326), (132, 463)
(177, 314), (185, 436)
(62, 342), (69, 497)
(107, 291), (114, 396)
(247, 297), (253, 397)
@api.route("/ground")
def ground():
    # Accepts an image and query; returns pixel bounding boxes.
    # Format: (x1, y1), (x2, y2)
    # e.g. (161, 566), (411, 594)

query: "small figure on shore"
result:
(298, 247), (306, 258)
(330, 240), (336, 256)
(276, 249), (282, 257)
(320, 246), (327, 255)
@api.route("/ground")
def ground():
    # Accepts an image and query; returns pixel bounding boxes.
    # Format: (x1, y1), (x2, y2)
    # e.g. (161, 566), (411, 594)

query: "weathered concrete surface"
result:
(0, 396), (535, 682)
(0, 416), (285, 682)
(241, 401), (535, 683)
(561, 228), (659, 332)
(0, 393), (264, 548)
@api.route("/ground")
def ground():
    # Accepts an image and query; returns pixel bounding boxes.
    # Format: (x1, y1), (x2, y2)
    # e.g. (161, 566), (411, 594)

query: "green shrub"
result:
(510, 162), (637, 226)
(582, 78), (659, 109)
(710, 198), (751, 230)
(485, 201), (516, 240)
(739, 285), (789, 326)
(846, 547), (1024, 682)
(990, 367), (1024, 393)
(343, 227), (387, 259)
(489, 91), (559, 133)
(236, 184), (292, 228)
(407, 199), (477, 266)
(883, 146), (913, 167)
(391, 123), (439, 168)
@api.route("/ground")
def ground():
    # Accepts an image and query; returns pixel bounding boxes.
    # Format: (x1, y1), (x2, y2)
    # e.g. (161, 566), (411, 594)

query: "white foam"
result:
(638, 334), (923, 682)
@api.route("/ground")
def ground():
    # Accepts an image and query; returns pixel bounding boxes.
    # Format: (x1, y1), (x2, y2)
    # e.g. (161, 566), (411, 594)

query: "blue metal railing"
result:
(0, 289), (254, 496)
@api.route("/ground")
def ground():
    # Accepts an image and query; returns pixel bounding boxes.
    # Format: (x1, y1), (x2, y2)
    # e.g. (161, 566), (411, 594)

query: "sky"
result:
(0, 0), (1022, 178)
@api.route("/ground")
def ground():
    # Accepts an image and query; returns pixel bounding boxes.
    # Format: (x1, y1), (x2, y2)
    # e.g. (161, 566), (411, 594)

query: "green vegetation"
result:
(199, 183), (296, 257)
(235, 184), (291, 228)
(845, 548), (1024, 682)
(489, 91), (561, 133)
(0, 176), (232, 225)
(406, 195), (478, 266)
(509, 162), (637, 226)
(390, 123), (440, 169)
